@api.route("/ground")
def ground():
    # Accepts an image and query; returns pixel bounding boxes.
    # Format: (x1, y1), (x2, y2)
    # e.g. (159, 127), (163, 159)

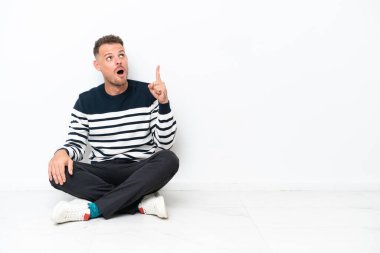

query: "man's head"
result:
(93, 35), (128, 87)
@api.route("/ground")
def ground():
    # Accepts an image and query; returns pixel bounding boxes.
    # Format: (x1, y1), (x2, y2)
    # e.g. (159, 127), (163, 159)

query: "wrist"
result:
(159, 99), (169, 104)
(55, 148), (69, 156)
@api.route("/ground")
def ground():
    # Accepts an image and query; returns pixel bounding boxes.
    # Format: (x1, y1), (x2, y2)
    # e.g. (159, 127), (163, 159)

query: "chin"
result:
(113, 82), (126, 87)
(109, 79), (127, 87)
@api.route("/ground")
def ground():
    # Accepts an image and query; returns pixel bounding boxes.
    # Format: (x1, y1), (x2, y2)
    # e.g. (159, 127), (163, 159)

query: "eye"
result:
(106, 56), (112, 62)
(119, 53), (125, 58)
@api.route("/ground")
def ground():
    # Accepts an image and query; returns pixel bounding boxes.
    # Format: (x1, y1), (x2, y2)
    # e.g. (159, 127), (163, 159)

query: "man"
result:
(48, 35), (179, 224)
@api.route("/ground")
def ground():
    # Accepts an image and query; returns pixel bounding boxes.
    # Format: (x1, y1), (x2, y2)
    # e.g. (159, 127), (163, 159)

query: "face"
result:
(93, 43), (128, 87)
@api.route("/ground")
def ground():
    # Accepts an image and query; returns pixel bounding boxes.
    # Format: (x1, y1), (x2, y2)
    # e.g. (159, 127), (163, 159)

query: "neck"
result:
(104, 80), (128, 96)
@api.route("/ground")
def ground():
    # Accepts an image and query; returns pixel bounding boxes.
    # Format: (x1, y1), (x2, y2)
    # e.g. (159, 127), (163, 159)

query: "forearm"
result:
(153, 102), (177, 149)
(60, 108), (89, 161)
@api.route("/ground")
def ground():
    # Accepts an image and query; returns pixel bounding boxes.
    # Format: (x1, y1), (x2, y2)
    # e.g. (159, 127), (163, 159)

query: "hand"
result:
(148, 65), (169, 104)
(48, 149), (74, 185)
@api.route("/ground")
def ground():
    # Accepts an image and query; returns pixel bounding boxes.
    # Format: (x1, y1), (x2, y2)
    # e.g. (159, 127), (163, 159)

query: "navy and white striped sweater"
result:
(60, 80), (177, 163)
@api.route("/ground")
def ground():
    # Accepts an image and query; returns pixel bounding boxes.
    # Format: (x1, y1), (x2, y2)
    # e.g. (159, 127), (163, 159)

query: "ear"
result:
(93, 59), (101, 71)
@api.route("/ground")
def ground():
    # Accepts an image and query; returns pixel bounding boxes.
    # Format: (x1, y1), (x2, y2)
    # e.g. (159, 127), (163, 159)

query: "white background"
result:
(0, 0), (379, 190)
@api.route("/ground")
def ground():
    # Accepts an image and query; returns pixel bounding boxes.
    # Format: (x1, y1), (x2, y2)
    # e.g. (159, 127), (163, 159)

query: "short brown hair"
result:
(93, 35), (124, 57)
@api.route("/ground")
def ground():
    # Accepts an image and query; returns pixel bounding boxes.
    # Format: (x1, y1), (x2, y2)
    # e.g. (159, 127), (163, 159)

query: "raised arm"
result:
(148, 65), (177, 149)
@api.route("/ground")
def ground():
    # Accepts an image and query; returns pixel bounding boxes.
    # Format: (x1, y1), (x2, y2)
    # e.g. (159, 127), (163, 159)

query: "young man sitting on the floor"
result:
(48, 34), (179, 223)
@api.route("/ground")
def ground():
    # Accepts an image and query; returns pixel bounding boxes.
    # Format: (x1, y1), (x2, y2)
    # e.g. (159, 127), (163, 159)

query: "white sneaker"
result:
(51, 199), (91, 224)
(138, 192), (168, 219)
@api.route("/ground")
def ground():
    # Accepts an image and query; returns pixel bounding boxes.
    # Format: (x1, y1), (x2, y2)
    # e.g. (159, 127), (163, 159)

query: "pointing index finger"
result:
(156, 65), (161, 81)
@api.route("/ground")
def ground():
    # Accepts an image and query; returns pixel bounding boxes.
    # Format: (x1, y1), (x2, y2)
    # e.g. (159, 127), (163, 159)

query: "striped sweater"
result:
(60, 80), (177, 163)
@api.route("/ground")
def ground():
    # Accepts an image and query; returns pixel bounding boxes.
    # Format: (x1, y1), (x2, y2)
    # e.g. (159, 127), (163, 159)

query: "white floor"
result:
(0, 190), (379, 253)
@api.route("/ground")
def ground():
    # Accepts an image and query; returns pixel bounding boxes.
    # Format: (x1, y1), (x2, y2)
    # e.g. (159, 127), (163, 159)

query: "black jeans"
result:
(50, 150), (179, 219)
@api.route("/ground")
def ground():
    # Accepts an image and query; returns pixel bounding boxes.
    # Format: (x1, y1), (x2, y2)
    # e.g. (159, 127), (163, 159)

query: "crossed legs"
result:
(50, 150), (179, 219)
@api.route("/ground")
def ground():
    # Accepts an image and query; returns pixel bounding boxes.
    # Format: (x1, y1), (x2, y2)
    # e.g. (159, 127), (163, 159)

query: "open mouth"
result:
(117, 69), (124, 75)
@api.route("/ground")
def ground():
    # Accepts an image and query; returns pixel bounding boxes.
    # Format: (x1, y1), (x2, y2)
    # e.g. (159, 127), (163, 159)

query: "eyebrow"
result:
(103, 50), (125, 58)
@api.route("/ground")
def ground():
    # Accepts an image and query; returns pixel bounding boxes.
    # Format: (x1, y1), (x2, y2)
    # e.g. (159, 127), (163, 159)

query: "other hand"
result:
(48, 149), (74, 185)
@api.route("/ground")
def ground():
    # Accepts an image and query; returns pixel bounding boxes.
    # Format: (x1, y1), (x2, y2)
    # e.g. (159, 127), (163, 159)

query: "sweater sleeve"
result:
(58, 99), (89, 161)
(150, 100), (177, 149)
